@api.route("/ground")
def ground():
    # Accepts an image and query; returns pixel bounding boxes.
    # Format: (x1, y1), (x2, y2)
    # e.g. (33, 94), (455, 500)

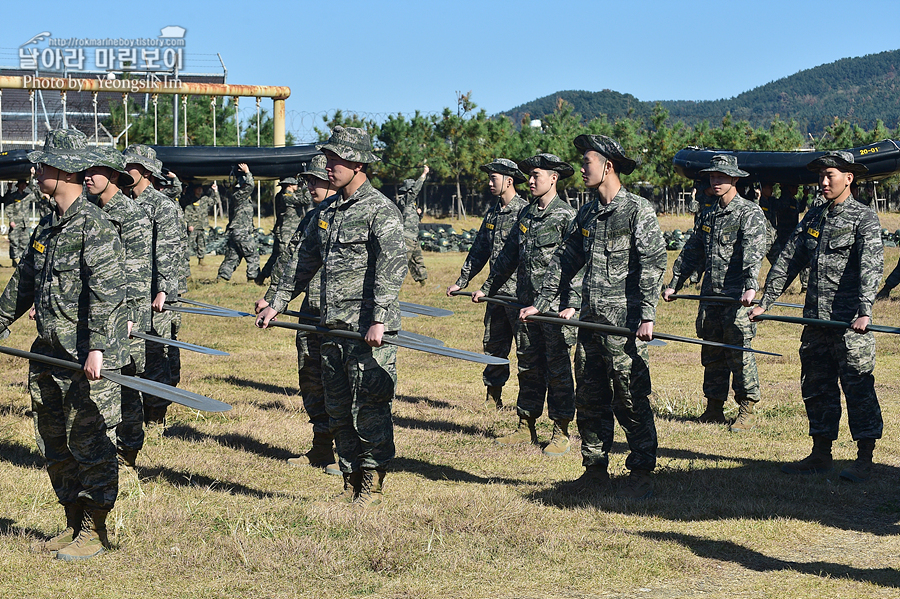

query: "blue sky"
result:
(3, 0), (900, 142)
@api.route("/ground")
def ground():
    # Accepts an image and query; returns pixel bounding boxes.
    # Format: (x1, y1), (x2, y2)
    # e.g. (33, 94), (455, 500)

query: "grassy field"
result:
(0, 213), (898, 598)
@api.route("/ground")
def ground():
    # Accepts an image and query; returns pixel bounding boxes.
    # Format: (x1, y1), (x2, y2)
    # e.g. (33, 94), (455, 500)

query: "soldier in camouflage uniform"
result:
(255, 155), (339, 476)
(664, 155), (766, 431)
(217, 163), (259, 283)
(183, 182), (218, 265)
(475, 154), (581, 456)
(751, 151), (884, 483)
(258, 127), (406, 508)
(85, 147), (153, 468)
(446, 158), (528, 408)
(154, 170), (183, 201)
(124, 145), (185, 425)
(257, 176), (312, 284)
(394, 166), (430, 285)
(4, 179), (35, 266)
(522, 135), (667, 500)
(0, 129), (128, 561)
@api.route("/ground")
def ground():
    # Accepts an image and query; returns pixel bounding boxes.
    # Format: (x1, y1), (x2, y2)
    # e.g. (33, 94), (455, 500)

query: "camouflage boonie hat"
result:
(700, 154), (749, 178)
(87, 146), (136, 188)
(398, 178), (417, 193)
(317, 125), (379, 164)
(123, 144), (164, 179)
(479, 158), (527, 184)
(573, 134), (638, 175)
(517, 153), (575, 180)
(300, 154), (329, 182)
(279, 176), (299, 186)
(27, 128), (94, 173)
(806, 150), (868, 176)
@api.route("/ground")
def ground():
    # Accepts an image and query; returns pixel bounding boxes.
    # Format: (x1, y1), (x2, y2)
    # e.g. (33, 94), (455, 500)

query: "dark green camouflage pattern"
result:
(217, 171), (259, 280)
(27, 128), (93, 173)
(183, 188), (216, 257)
(133, 185), (183, 298)
(318, 126), (380, 164)
(4, 187), (35, 261)
(393, 174), (428, 282)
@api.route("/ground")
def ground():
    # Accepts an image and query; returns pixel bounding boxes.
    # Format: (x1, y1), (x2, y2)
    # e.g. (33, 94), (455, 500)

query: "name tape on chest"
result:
(701, 225), (711, 233)
(807, 228), (819, 238)
(581, 228), (590, 237)
(485, 223), (495, 231)
(519, 223), (528, 234)
(318, 219), (328, 230)
(32, 240), (45, 253)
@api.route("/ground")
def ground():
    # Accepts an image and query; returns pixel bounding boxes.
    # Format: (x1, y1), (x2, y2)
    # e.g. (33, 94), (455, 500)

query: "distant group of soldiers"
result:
(0, 122), (887, 561)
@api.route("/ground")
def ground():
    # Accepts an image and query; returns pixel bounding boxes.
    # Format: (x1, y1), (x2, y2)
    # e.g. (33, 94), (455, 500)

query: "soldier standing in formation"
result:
(257, 126), (406, 507)
(84, 147), (153, 469)
(663, 155), (766, 431)
(257, 175), (311, 285)
(217, 163), (259, 284)
(521, 135), (667, 500)
(446, 159), (529, 408)
(0, 129), (128, 561)
(255, 155), (339, 475)
(4, 178), (36, 267)
(750, 151), (884, 482)
(123, 145), (186, 426)
(183, 182), (218, 266)
(475, 154), (581, 456)
(394, 165), (430, 286)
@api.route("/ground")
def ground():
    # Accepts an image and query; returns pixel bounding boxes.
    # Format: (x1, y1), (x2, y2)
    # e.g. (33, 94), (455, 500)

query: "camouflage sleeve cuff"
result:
(858, 302), (873, 318)
(533, 296), (551, 314)
(270, 297), (288, 314)
(454, 276), (468, 289)
(372, 305), (390, 325)
(264, 287), (276, 304)
(89, 331), (108, 353)
(641, 306), (656, 322)
(744, 278), (760, 292)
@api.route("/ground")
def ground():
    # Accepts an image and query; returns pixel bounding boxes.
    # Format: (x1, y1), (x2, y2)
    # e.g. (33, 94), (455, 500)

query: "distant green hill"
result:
(502, 49), (900, 136)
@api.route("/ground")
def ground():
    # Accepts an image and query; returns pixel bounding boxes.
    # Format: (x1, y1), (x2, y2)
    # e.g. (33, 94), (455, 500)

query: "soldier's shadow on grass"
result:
(392, 456), (530, 486)
(530, 446), (900, 536)
(395, 394), (455, 410)
(164, 423), (295, 462)
(139, 465), (281, 499)
(0, 439), (45, 469)
(637, 530), (900, 589)
(394, 415), (490, 439)
(0, 517), (49, 543)
(204, 374), (299, 398)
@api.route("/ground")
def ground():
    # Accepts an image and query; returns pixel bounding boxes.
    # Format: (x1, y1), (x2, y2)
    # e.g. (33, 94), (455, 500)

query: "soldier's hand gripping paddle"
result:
(281, 308), (446, 347)
(668, 294), (803, 309)
(259, 320), (507, 365)
(0, 344), (231, 412)
(754, 313), (900, 334)
(451, 291), (781, 356)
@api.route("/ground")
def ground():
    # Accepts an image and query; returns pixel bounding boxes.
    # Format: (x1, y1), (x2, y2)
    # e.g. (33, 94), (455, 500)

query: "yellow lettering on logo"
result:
(808, 228), (819, 238)
(318, 219), (328, 230)
(32, 240), (45, 253)
(519, 223), (528, 234)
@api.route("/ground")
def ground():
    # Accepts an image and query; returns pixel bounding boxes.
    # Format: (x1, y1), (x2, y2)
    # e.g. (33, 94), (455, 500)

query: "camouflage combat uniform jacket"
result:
(454, 194), (529, 296)
(270, 180), (406, 333)
(226, 173), (255, 239)
(274, 187), (312, 243)
(759, 196), (883, 322)
(482, 195), (582, 310)
(0, 192), (128, 369)
(99, 190), (153, 334)
(265, 196), (336, 310)
(133, 185), (183, 299)
(535, 188), (666, 326)
(669, 195), (766, 298)
(183, 190), (216, 233)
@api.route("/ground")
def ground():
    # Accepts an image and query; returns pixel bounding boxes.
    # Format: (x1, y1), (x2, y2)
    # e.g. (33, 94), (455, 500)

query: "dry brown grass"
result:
(0, 213), (898, 598)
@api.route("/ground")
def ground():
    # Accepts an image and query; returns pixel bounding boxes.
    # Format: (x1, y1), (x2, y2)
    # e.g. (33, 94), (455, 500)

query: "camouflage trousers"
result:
(296, 330), (328, 435)
(217, 231), (259, 281)
(482, 302), (519, 388)
(574, 312), (657, 472)
(8, 226), (30, 261)
(514, 320), (576, 422)
(695, 303), (760, 405)
(799, 326), (882, 441)
(188, 228), (207, 259)
(117, 337), (146, 452)
(320, 337), (396, 473)
(30, 363), (121, 510)
(405, 236), (428, 283)
(143, 310), (181, 420)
